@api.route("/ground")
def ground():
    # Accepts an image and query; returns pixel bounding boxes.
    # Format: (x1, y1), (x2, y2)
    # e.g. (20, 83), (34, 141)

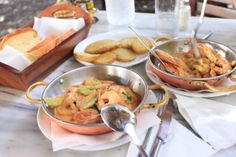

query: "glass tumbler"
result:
(105, 0), (135, 26)
(155, 0), (179, 36)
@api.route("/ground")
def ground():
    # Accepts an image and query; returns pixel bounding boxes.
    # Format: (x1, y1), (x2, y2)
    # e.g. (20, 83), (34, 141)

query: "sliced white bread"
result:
(0, 27), (41, 52)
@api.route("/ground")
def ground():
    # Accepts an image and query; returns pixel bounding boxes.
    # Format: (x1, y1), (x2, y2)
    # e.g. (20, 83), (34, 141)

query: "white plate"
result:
(73, 31), (149, 67)
(37, 91), (157, 151)
(145, 61), (236, 98)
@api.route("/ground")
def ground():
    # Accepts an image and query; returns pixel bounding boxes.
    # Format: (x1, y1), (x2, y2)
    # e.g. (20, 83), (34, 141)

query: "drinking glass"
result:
(155, 0), (178, 36)
(105, 0), (135, 26)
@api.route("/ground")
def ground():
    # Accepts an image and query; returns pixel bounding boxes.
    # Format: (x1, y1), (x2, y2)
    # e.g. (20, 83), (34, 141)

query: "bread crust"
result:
(0, 27), (39, 51)
(27, 34), (58, 58)
(74, 52), (100, 62)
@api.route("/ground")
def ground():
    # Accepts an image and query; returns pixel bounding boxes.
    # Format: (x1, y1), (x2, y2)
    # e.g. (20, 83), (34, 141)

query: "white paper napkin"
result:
(0, 45), (32, 71)
(176, 95), (236, 151)
(33, 17), (85, 39)
(126, 118), (215, 157)
(50, 91), (160, 151)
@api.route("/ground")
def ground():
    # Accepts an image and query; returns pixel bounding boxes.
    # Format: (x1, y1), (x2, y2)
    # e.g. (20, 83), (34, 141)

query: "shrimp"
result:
(72, 109), (101, 124)
(198, 44), (217, 63)
(198, 44), (232, 74)
(156, 49), (191, 72)
(98, 90), (124, 110)
(54, 105), (76, 122)
(97, 85), (139, 111)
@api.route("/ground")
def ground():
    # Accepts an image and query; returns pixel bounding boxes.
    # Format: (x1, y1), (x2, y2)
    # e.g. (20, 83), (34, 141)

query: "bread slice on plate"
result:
(131, 37), (154, 54)
(112, 48), (136, 62)
(93, 51), (116, 64)
(74, 52), (100, 62)
(0, 27), (41, 52)
(119, 37), (136, 49)
(85, 40), (119, 54)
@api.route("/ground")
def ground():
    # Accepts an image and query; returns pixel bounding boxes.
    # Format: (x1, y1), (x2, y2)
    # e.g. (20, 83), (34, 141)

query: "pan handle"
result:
(155, 36), (173, 43)
(229, 70), (236, 82)
(142, 84), (170, 109)
(191, 80), (236, 93)
(24, 82), (48, 104)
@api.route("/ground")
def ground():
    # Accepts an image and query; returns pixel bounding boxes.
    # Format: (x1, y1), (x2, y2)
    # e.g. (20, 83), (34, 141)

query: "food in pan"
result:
(75, 36), (153, 64)
(155, 43), (234, 78)
(46, 77), (140, 124)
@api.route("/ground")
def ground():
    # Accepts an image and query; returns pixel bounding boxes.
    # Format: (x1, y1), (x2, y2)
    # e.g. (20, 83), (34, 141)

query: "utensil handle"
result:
(125, 124), (150, 157)
(137, 145), (150, 157)
(150, 139), (162, 157)
(24, 81), (48, 104)
(199, 0), (207, 24)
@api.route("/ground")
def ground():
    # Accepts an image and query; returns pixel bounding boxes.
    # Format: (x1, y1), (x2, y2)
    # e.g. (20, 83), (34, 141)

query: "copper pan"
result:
(25, 65), (169, 135)
(149, 38), (236, 92)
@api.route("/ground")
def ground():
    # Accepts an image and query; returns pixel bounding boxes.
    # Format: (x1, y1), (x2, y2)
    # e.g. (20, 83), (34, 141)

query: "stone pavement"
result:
(0, 0), (55, 37)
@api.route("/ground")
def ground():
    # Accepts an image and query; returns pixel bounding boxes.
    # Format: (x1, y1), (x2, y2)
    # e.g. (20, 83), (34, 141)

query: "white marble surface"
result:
(0, 11), (236, 157)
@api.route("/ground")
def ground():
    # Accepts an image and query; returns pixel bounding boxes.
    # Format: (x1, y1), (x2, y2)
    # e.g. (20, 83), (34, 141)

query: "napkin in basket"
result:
(126, 118), (215, 157)
(50, 91), (160, 151)
(33, 17), (85, 39)
(0, 45), (32, 71)
(176, 95), (236, 151)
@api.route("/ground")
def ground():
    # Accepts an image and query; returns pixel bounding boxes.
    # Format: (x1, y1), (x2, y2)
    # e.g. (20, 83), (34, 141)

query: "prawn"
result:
(98, 90), (124, 110)
(73, 109), (101, 124)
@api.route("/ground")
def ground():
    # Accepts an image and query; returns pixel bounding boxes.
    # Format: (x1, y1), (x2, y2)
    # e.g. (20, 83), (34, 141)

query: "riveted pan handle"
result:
(24, 82), (48, 104)
(229, 70), (236, 82)
(142, 84), (170, 109)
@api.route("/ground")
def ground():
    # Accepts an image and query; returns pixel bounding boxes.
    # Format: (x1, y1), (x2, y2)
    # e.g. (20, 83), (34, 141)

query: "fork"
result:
(137, 90), (166, 157)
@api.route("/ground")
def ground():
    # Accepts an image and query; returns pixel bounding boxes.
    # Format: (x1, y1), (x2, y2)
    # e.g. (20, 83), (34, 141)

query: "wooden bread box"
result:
(0, 3), (92, 91)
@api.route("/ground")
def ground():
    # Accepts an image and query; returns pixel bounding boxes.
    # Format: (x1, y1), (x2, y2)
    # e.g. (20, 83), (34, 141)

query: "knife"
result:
(150, 98), (174, 157)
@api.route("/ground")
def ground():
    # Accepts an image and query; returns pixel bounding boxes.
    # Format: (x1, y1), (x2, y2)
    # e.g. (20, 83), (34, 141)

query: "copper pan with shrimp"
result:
(148, 37), (236, 92)
(25, 65), (169, 135)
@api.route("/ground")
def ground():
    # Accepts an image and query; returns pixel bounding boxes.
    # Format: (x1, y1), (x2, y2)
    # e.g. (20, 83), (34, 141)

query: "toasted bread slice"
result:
(0, 27), (41, 52)
(85, 40), (119, 54)
(131, 37), (154, 54)
(93, 51), (116, 64)
(119, 37), (136, 49)
(74, 52), (100, 62)
(27, 34), (58, 59)
(112, 48), (136, 62)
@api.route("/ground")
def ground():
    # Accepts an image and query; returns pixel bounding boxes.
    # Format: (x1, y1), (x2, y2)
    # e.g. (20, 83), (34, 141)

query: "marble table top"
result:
(0, 11), (236, 157)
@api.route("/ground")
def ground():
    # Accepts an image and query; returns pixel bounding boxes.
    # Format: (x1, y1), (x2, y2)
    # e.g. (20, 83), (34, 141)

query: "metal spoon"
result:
(101, 104), (149, 157)
(128, 26), (167, 71)
(191, 0), (208, 58)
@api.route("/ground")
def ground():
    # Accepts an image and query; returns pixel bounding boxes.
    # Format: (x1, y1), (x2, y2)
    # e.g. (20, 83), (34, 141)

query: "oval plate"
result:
(73, 31), (149, 67)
